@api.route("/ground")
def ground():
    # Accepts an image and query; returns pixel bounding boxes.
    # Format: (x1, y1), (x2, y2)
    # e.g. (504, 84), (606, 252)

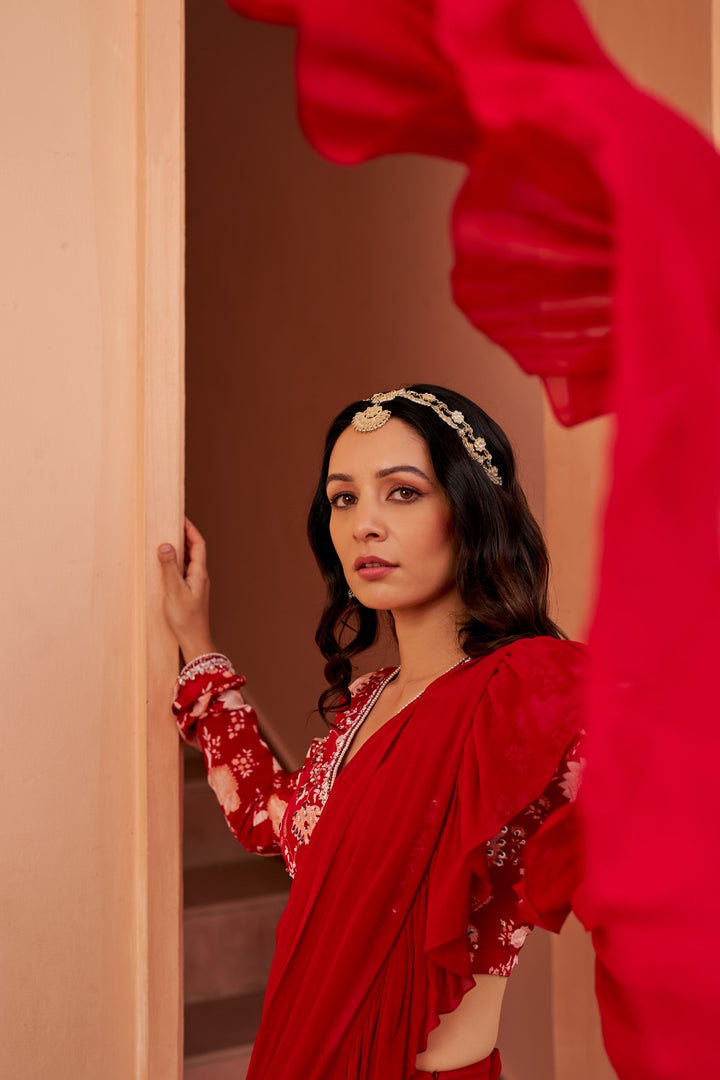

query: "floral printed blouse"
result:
(174, 653), (586, 977)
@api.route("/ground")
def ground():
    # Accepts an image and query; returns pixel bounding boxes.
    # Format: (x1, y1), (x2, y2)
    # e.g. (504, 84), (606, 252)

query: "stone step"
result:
(184, 776), (252, 868)
(184, 860), (290, 1003)
(183, 748), (254, 868)
(184, 990), (263, 1080)
(184, 1045), (252, 1080)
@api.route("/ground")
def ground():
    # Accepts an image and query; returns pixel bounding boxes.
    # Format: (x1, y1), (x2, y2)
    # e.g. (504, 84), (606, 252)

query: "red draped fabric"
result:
(225, 2), (720, 1076)
(246, 641), (586, 1080)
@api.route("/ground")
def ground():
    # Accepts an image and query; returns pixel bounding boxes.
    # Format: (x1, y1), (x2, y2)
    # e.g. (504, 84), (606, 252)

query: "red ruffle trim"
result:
(419, 640), (587, 1048)
(513, 799), (582, 933)
(227, 0), (617, 425)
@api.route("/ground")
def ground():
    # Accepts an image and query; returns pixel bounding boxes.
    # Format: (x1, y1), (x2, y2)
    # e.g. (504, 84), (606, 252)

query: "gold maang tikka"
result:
(351, 388), (502, 486)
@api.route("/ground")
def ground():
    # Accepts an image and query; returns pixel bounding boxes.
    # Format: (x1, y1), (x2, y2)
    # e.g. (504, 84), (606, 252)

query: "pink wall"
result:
(1, 3), (184, 1077)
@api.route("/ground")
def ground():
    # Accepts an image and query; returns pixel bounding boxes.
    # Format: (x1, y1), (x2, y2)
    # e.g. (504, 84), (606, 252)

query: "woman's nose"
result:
(352, 503), (387, 542)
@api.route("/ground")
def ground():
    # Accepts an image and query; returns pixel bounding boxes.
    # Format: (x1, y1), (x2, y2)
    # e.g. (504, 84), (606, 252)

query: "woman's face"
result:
(326, 418), (460, 615)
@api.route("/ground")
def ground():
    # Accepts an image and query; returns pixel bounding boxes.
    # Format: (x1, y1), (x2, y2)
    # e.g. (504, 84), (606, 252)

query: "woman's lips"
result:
(355, 564), (397, 581)
(353, 556), (398, 581)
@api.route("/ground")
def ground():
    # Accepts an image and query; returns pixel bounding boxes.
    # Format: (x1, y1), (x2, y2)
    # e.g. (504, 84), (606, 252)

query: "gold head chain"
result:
(350, 388), (502, 486)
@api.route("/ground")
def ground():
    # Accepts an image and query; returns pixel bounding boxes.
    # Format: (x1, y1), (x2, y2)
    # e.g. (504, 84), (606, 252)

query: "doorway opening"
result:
(182, 2), (551, 1076)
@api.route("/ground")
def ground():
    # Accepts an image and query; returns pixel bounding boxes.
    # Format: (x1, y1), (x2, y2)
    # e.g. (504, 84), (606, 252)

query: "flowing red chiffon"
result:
(225, 2), (720, 1076)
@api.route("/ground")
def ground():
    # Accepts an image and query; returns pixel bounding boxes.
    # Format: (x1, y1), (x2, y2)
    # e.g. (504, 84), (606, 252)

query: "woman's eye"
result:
(329, 492), (356, 509)
(390, 486), (420, 502)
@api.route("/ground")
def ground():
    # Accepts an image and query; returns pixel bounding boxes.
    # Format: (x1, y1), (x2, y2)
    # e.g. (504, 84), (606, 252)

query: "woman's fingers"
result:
(184, 516), (204, 547)
(157, 542), (179, 572)
(157, 543), (184, 590)
(157, 521), (214, 656)
(184, 517), (208, 578)
(157, 518), (210, 595)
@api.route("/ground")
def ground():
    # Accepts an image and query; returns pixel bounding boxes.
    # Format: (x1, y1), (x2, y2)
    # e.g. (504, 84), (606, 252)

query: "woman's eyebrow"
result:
(326, 465), (430, 485)
(376, 465), (430, 481)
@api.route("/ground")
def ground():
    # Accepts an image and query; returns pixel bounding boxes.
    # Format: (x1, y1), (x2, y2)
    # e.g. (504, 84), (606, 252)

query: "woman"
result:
(158, 384), (587, 1080)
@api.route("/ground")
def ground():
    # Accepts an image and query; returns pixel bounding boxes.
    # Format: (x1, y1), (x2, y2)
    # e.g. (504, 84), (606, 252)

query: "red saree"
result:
(226, 2), (720, 1076)
(246, 638), (587, 1079)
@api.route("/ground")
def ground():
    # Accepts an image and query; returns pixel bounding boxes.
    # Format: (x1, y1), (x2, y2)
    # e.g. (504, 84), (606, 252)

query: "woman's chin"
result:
(356, 591), (443, 614)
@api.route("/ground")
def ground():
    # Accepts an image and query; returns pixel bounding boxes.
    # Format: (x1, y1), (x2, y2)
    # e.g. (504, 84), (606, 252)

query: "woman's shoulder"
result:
(480, 635), (588, 735)
(462, 637), (587, 832)
(489, 635), (588, 684)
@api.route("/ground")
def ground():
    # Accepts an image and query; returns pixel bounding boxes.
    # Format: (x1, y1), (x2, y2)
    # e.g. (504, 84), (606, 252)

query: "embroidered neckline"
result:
(283, 658), (471, 877)
(325, 668), (398, 798)
(330, 656), (471, 792)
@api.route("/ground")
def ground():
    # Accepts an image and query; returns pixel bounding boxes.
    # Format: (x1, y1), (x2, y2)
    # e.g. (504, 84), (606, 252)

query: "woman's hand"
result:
(157, 517), (217, 664)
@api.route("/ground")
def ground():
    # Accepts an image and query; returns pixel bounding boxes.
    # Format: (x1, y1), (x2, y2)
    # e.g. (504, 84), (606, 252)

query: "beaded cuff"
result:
(177, 651), (236, 688)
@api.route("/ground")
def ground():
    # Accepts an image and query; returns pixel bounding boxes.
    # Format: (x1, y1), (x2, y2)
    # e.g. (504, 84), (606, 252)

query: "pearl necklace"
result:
(327, 655), (471, 797)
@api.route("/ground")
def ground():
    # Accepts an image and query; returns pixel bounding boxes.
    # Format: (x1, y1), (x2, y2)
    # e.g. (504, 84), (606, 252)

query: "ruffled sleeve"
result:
(512, 794), (583, 934)
(467, 727), (586, 973)
(422, 637), (588, 1043)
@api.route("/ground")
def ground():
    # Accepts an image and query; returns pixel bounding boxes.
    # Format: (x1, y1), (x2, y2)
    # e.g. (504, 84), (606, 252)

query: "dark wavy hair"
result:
(307, 383), (565, 722)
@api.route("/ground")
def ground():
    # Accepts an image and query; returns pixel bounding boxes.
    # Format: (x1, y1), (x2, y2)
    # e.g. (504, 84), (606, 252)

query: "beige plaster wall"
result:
(1, 3), (184, 1078)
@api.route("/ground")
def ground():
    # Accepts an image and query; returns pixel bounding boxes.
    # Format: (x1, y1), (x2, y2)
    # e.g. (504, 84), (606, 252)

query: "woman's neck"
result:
(391, 591), (467, 688)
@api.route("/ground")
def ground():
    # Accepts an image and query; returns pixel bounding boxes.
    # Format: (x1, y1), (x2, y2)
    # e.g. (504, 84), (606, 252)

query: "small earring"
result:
(348, 588), (356, 601)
